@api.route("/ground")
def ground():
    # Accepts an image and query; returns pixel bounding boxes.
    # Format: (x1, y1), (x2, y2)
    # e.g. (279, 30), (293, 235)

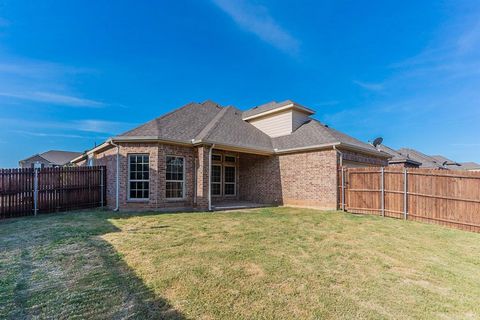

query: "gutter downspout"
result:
(208, 144), (215, 211)
(110, 140), (120, 212)
(333, 145), (345, 211)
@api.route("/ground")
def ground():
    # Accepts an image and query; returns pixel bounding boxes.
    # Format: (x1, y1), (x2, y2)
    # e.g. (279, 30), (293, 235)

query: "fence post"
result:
(403, 168), (408, 220)
(100, 166), (104, 207)
(341, 167), (346, 211)
(381, 167), (385, 217)
(33, 168), (38, 216)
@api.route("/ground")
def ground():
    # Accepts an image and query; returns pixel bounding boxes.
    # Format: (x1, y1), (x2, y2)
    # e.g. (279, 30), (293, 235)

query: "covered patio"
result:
(208, 148), (282, 210)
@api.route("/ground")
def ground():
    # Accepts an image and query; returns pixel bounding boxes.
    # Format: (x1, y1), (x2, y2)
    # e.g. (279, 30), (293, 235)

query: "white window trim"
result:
(223, 164), (236, 196)
(211, 164), (222, 197)
(127, 154), (150, 202)
(165, 155), (186, 200)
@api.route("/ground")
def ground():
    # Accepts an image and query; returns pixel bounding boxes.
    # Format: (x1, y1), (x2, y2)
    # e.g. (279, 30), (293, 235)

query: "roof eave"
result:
(337, 143), (392, 158)
(274, 142), (340, 155)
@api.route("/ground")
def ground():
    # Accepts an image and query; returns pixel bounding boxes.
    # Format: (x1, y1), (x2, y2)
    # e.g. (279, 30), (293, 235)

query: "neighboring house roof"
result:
(430, 155), (460, 166)
(242, 100), (315, 120)
(20, 150), (82, 166)
(376, 144), (421, 166)
(458, 162), (480, 171)
(83, 100), (387, 159)
(397, 148), (444, 169)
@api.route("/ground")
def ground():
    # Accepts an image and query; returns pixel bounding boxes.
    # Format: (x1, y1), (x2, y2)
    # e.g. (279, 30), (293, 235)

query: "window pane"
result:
(224, 183), (235, 195)
(211, 165), (221, 183)
(225, 156), (236, 163)
(212, 154), (222, 161)
(211, 183), (221, 196)
(224, 166), (235, 183)
(128, 154), (149, 199)
(166, 181), (183, 198)
(166, 156), (184, 198)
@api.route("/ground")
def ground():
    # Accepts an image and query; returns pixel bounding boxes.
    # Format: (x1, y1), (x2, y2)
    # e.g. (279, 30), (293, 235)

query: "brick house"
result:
(71, 100), (389, 211)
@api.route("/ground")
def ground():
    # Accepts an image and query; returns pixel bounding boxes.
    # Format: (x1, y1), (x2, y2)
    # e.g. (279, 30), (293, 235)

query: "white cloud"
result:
(13, 130), (85, 139)
(0, 117), (135, 134)
(0, 91), (106, 107)
(211, 0), (299, 54)
(353, 80), (384, 91)
(71, 119), (133, 133)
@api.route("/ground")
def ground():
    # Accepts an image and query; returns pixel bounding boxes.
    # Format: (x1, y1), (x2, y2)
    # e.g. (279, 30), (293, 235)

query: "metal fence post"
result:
(33, 168), (38, 216)
(381, 167), (385, 217)
(403, 168), (408, 220)
(341, 167), (346, 211)
(100, 166), (104, 207)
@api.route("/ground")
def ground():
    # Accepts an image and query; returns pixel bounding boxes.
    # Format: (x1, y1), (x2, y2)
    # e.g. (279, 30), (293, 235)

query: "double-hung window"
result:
(128, 154), (149, 200)
(166, 156), (185, 199)
(224, 166), (236, 196)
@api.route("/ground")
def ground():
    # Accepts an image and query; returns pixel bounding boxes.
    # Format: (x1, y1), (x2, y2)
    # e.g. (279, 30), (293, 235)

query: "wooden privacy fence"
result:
(338, 167), (480, 232)
(0, 166), (106, 219)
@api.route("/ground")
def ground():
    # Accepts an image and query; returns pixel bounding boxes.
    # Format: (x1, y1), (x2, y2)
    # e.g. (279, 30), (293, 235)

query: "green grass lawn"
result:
(1, 207), (480, 319)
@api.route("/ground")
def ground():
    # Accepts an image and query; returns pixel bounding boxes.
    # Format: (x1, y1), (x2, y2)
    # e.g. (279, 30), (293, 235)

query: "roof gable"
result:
(242, 100), (314, 120)
(117, 101), (223, 142)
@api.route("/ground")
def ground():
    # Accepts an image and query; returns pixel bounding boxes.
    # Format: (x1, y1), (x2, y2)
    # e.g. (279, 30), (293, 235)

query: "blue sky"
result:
(0, 0), (479, 167)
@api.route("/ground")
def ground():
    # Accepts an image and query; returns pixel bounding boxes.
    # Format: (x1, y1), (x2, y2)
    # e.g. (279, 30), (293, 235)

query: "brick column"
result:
(195, 145), (210, 210)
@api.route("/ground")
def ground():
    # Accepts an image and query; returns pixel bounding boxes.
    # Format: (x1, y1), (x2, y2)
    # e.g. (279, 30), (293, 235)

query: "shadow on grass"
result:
(0, 210), (187, 319)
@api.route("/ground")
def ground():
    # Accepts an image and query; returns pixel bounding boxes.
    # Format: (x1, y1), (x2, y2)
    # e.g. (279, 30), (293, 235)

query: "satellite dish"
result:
(372, 137), (383, 147)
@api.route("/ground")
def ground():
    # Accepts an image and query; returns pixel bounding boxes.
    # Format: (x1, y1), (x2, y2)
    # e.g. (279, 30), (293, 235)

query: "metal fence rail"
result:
(0, 166), (106, 219)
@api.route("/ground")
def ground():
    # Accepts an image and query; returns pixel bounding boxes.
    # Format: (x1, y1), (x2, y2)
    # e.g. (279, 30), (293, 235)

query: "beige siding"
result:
(292, 110), (309, 131)
(248, 109), (293, 137)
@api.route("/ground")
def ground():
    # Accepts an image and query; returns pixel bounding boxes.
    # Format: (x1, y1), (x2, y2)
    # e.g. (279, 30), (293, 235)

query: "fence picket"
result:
(0, 166), (106, 219)
(340, 167), (480, 233)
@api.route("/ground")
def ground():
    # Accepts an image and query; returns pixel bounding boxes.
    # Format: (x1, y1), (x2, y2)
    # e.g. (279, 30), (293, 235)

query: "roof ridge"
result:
(117, 101), (197, 137)
(194, 106), (230, 142)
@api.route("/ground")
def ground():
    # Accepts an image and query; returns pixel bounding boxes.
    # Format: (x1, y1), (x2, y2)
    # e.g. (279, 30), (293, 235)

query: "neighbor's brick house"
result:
(72, 100), (389, 211)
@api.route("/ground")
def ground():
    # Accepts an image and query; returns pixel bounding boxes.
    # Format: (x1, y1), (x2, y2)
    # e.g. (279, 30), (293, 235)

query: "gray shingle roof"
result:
(430, 155), (460, 167)
(242, 100), (313, 119)
(376, 144), (421, 165)
(458, 162), (480, 170)
(271, 119), (380, 153)
(397, 148), (443, 168)
(118, 101), (223, 141)
(114, 100), (385, 156)
(198, 106), (273, 151)
(21, 150), (83, 165)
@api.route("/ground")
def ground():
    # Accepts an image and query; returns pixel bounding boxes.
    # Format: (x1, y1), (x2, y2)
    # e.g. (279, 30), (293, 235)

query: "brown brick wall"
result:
(240, 149), (339, 209)
(89, 142), (386, 212)
(239, 154), (283, 204)
(93, 142), (205, 211)
(388, 162), (420, 168)
(340, 149), (388, 167)
(279, 149), (339, 209)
